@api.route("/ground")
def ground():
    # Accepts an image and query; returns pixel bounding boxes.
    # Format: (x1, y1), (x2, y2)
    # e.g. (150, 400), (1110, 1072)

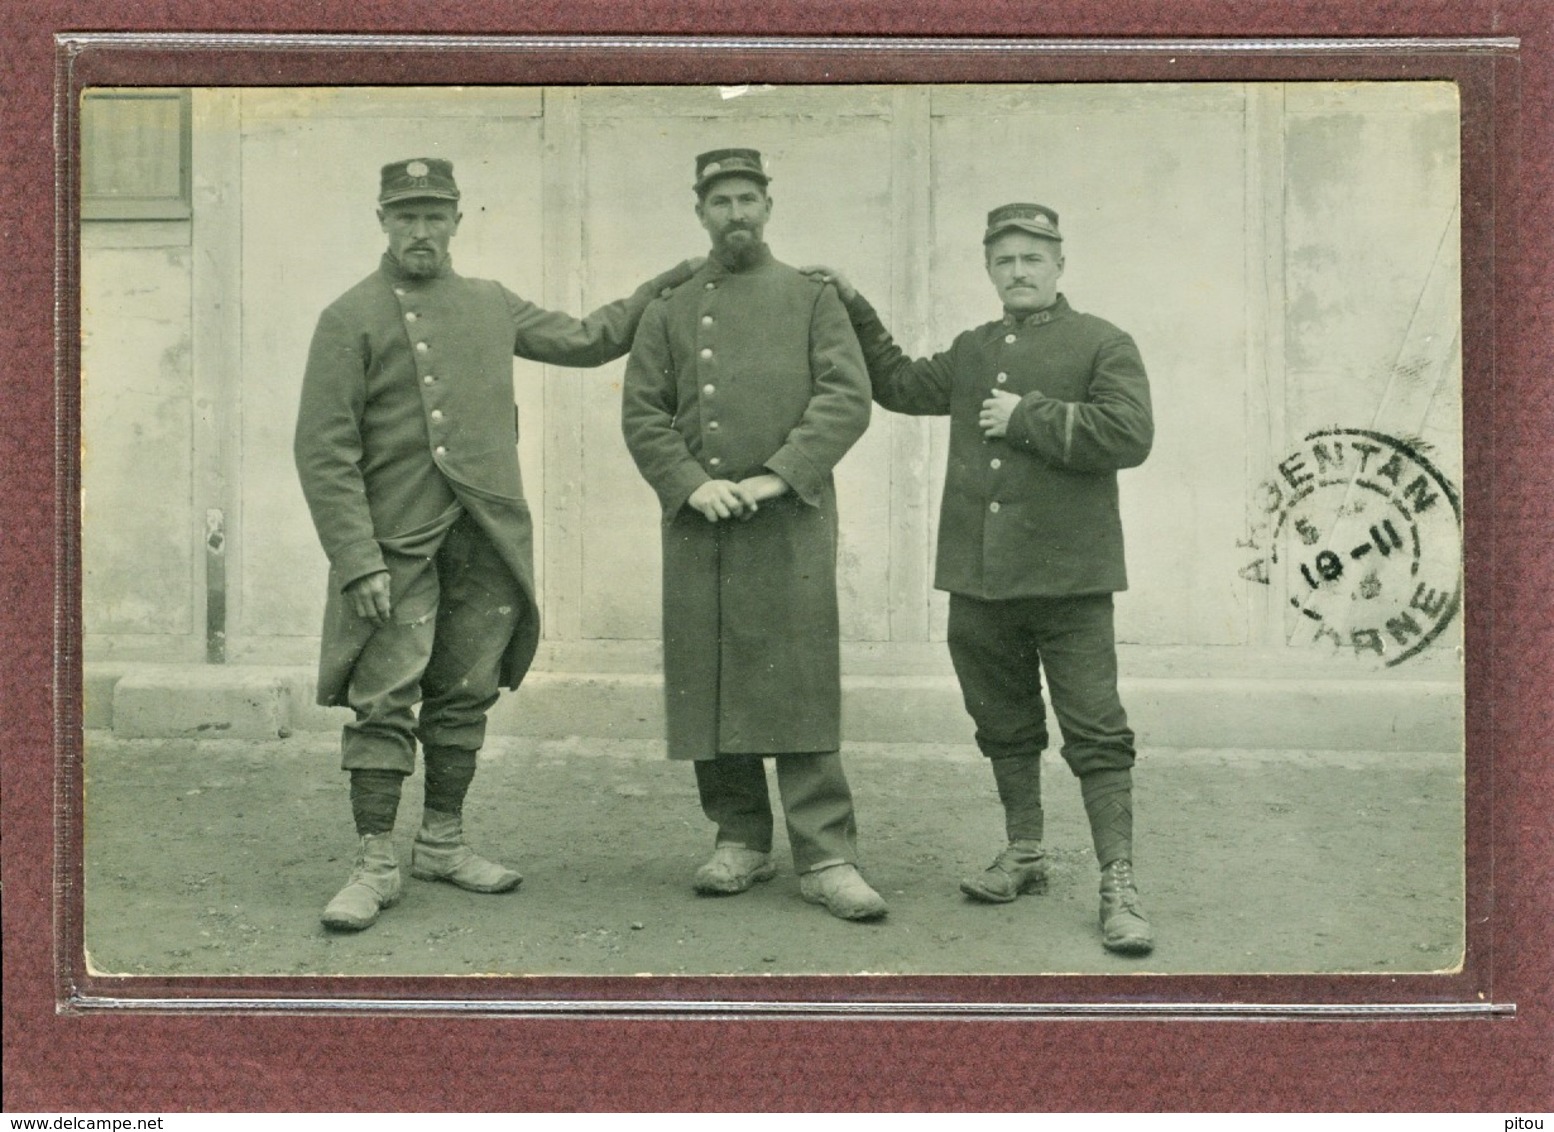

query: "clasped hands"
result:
(688, 473), (789, 523)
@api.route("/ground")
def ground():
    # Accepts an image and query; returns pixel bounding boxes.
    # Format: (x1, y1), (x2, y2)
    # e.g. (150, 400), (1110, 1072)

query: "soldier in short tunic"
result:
(809, 203), (1157, 954)
(621, 148), (888, 922)
(295, 157), (697, 932)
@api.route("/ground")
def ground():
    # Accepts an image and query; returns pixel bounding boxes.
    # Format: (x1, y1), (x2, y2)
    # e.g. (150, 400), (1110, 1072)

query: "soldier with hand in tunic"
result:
(806, 203), (1156, 954)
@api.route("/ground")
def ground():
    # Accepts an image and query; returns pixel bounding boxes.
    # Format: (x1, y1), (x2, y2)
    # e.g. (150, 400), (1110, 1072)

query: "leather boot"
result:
(693, 844), (777, 895)
(960, 840), (1048, 903)
(1099, 858), (1154, 955)
(799, 863), (888, 921)
(321, 832), (402, 931)
(409, 808), (522, 893)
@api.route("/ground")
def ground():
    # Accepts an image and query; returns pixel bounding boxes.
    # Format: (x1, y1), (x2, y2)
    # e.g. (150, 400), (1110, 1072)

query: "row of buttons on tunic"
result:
(989, 361), (1012, 513)
(397, 285), (450, 458)
(699, 289), (724, 468)
(993, 325), (1019, 501)
(988, 341), (1017, 514)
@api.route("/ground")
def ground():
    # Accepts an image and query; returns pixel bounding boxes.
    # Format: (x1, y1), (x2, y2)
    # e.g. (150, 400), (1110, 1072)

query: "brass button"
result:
(434, 445), (447, 456)
(431, 410), (444, 422)
(701, 315), (714, 326)
(700, 348), (713, 360)
(996, 372), (1008, 384)
(990, 458), (1002, 469)
(708, 421), (720, 431)
(989, 501), (1001, 513)
(703, 384), (716, 395)
(709, 457), (722, 467)
(423, 374), (435, 385)
(704, 282), (716, 291)
(405, 312), (418, 322)
(415, 342), (429, 353)
(1004, 333), (1016, 344)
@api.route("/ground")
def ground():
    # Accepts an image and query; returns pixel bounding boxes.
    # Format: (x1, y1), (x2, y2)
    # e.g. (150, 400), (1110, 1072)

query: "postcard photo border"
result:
(53, 32), (1514, 1020)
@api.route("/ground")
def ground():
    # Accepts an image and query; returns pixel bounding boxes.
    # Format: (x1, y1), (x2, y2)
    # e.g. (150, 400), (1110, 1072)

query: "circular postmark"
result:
(1239, 429), (1462, 667)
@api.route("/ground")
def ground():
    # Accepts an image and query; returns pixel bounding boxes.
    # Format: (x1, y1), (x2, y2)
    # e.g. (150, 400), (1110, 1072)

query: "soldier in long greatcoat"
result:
(295, 158), (696, 931)
(808, 203), (1157, 954)
(621, 148), (886, 921)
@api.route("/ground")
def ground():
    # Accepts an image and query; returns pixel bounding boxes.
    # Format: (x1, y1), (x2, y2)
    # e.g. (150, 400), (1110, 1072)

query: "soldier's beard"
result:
(396, 246), (444, 278)
(715, 228), (762, 269)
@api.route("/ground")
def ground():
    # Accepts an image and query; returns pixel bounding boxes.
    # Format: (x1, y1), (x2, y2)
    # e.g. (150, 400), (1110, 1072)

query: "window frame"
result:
(80, 89), (193, 222)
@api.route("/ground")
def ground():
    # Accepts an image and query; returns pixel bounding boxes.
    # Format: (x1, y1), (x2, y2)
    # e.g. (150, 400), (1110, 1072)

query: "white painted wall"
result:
(80, 82), (1463, 682)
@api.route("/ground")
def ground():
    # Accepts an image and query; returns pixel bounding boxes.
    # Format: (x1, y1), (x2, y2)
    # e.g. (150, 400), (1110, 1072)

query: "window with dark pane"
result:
(81, 90), (191, 220)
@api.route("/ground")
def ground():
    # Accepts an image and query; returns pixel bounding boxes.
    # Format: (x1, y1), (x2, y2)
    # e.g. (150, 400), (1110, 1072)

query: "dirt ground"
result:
(80, 732), (1464, 979)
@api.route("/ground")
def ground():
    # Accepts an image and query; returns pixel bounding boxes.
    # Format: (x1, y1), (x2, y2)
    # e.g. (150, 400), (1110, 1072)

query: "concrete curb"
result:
(82, 662), (1464, 752)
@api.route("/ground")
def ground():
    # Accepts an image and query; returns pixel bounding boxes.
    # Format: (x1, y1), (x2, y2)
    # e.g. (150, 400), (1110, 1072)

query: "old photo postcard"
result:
(78, 80), (1465, 985)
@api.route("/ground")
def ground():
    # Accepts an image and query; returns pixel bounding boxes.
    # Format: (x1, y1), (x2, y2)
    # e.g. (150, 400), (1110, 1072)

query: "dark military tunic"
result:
(622, 246), (872, 761)
(842, 292), (1153, 597)
(296, 252), (692, 706)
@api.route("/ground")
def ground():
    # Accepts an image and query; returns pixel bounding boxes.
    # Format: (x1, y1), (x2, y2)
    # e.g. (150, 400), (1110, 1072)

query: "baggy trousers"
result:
(694, 752), (859, 873)
(946, 593), (1136, 777)
(340, 513), (525, 772)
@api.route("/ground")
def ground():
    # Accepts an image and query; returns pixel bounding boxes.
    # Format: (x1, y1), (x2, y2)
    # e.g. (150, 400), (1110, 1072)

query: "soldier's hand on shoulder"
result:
(661, 256), (709, 298)
(346, 570), (393, 626)
(689, 479), (755, 523)
(798, 264), (857, 303)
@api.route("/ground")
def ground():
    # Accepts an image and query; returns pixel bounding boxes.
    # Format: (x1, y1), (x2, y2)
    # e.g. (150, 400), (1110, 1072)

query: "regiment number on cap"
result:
(406, 160), (429, 178)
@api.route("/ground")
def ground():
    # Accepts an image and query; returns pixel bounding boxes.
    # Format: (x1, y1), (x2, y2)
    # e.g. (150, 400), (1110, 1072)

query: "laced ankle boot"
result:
(960, 840), (1048, 903)
(1098, 858), (1154, 955)
(410, 809), (522, 893)
(1081, 769), (1153, 954)
(961, 755), (1048, 902)
(321, 832), (402, 931)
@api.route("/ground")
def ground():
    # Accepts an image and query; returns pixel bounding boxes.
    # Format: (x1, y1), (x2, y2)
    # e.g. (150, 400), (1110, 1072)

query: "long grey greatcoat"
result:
(622, 246), (872, 761)
(296, 252), (692, 706)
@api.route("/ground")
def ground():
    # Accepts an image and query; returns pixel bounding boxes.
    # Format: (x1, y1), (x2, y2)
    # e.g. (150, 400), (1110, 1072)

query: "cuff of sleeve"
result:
(763, 448), (825, 507)
(842, 291), (879, 326)
(1008, 394), (1059, 460)
(332, 538), (387, 592)
(661, 463), (713, 519)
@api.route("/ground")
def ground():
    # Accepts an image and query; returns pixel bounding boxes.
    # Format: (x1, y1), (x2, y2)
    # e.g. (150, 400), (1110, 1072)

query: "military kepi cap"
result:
(379, 158), (461, 206)
(984, 202), (1062, 244)
(694, 148), (771, 192)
